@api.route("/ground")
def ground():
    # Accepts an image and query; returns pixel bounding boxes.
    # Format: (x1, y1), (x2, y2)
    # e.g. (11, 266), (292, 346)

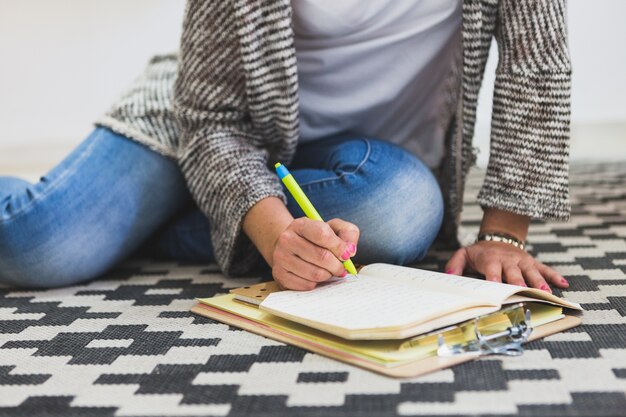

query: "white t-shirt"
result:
(292, 0), (462, 168)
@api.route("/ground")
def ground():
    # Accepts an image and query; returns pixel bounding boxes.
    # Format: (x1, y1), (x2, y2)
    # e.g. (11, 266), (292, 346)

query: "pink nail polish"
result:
(446, 269), (455, 275)
(519, 282), (527, 287)
(347, 243), (356, 255)
(341, 270), (347, 277)
(540, 284), (551, 292)
(341, 249), (351, 261)
(561, 278), (569, 285)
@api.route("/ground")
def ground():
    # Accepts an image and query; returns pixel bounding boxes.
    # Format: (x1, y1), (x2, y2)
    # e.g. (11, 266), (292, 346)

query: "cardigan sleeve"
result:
(476, 0), (572, 220)
(173, 1), (287, 276)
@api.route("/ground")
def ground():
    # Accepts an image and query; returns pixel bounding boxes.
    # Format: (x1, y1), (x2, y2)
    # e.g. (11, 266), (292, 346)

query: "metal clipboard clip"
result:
(437, 303), (532, 357)
(400, 303), (533, 358)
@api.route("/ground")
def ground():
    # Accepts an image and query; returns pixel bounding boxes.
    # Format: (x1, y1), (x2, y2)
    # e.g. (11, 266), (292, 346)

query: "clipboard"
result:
(190, 282), (582, 378)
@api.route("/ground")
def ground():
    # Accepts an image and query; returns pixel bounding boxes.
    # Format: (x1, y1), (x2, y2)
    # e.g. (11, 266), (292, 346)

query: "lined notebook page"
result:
(360, 263), (521, 304)
(360, 264), (582, 310)
(259, 274), (484, 331)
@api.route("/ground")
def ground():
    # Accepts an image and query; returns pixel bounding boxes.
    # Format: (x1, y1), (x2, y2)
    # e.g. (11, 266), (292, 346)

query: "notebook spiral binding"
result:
(435, 303), (533, 358)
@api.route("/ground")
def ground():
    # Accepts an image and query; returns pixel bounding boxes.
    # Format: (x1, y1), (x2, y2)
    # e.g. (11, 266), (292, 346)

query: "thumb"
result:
(327, 218), (359, 257)
(445, 248), (468, 275)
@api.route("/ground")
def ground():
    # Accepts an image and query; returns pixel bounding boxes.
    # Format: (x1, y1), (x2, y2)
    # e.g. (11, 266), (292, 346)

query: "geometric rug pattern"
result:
(1, 163), (625, 417)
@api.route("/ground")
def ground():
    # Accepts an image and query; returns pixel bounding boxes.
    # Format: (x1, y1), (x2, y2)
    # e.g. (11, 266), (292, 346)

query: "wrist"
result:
(479, 207), (530, 242)
(243, 196), (293, 266)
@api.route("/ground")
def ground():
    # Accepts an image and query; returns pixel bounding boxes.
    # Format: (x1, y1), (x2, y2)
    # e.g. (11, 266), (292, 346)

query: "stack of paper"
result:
(191, 263), (582, 377)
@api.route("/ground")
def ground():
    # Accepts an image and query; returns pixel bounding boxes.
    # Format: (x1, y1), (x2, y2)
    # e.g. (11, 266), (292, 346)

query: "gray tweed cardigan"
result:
(97, 0), (572, 276)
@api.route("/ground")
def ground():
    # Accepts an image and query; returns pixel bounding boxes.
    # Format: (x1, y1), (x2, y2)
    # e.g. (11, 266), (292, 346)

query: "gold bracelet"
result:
(476, 232), (526, 251)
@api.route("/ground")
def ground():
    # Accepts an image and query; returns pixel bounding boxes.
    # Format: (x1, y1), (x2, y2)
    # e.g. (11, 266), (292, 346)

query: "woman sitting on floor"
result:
(0, 0), (571, 292)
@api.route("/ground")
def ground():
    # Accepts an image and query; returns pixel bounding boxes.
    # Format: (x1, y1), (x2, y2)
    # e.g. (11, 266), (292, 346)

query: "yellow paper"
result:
(198, 295), (564, 367)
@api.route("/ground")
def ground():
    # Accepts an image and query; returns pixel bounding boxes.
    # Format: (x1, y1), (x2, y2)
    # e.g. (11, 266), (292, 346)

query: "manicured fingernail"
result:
(347, 243), (356, 255)
(540, 284), (551, 292)
(446, 269), (455, 275)
(341, 249), (351, 261)
(341, 270), (347, 277)
(561, 278), (569, 286)
(519, 282), (527, 287)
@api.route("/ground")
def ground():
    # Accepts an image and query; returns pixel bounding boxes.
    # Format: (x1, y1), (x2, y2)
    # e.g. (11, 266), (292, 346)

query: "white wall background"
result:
(1, 0), (625, 166)
(0, 0), (185, 149)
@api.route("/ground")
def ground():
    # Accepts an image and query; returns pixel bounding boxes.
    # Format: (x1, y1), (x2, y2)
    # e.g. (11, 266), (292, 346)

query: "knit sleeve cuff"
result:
(178, 129), (287, 276)
(477, 71), (571, 221)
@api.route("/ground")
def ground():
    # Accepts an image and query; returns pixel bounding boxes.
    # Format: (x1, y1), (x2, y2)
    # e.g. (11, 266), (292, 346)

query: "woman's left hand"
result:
(445, 241), (569, 292)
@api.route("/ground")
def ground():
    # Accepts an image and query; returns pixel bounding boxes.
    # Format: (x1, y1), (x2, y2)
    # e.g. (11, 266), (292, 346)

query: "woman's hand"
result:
(243, 197), (359, 291)
(445, 241), (569, 292)
(272, 217), (359, 291)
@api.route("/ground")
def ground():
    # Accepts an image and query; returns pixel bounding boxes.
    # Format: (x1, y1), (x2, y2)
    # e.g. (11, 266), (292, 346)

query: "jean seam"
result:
(297, 138), (373, 188)
(0, 131), (101, 226)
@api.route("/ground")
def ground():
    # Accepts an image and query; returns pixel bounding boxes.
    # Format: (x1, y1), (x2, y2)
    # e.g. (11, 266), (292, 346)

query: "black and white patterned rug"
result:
(1, 163), (625, 417)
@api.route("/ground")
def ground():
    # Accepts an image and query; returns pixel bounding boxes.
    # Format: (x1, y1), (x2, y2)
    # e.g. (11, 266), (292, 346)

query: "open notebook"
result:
(193, 263), (583, 377)
(245, 263), (582, 340)
(194, 295), (572, 367)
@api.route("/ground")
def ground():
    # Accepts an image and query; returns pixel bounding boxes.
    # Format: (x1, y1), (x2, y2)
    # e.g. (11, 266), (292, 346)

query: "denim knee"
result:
(0, 128), (193, 288)
(352, 142), (444, 266)
(0, 216), (104, 288)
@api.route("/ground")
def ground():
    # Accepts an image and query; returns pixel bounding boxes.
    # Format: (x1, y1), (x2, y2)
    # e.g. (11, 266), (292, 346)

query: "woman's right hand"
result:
(272, 217), (359, 291)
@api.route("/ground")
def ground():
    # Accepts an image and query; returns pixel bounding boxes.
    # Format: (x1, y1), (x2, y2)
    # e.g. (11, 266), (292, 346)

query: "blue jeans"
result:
(0, 128), (443, 287)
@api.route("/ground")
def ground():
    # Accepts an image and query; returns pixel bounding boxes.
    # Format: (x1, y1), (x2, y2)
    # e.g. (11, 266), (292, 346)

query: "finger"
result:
(521, 264), (551, 292)
(483, 262), (502, 283)
(537, 263), (569, 289)
(276, 249), (333, 283)
(292, 218), (353, 261)
(445, 248), (468, 275)
(327, 218), (359, 256)
(288, 233), (346, 277)
(502, 264), (526, 287)
(272, 265), (318, 291)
